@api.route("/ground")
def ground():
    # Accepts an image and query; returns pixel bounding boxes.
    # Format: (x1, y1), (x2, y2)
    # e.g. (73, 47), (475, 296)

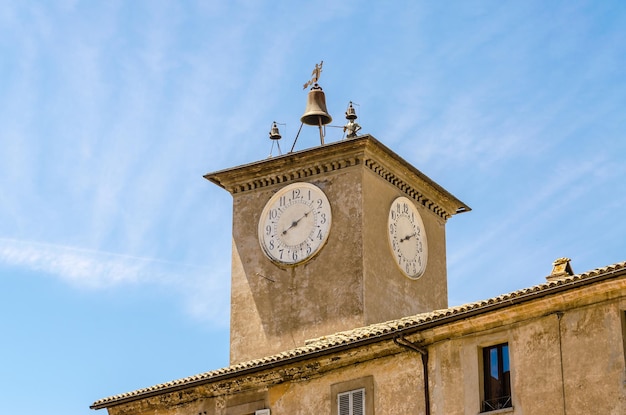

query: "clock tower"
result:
(205, 135), (469, 364)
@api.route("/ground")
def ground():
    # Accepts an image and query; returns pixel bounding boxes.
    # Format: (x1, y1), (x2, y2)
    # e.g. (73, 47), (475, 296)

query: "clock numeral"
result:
(306, 244), (312, 255)
(279, 196), (286, 207)
(317, 198), (323, 209)
(320, 213), (326, 224)
(269, 209), (278, 220)
(265, 225), (271, 236)
(292, 251), (298, 261)
(391, 210), (396, 221)
(317, 229), (323, 240)
(403, 203), (409, 214)
(292, 189), (301, 200)
(269, 239), (275, 250)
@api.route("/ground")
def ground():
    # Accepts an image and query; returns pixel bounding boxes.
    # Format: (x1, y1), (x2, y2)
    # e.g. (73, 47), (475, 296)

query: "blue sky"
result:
(1, 1), (624, 414)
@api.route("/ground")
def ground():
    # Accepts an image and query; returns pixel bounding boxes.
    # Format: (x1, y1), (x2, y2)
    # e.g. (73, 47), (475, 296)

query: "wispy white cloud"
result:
(0, 237), (230, 325)
(0, 238), (153, 287)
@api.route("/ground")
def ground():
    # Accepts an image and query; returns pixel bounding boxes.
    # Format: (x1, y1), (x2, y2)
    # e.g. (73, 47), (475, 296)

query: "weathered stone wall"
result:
(223, 137), (457, 364)
(105, 279), (626, 415)
(229, 164), (367, 363)
(107, 348), (426, 415)
(362, 165), (448, 325)
(426, 283), (626, 415)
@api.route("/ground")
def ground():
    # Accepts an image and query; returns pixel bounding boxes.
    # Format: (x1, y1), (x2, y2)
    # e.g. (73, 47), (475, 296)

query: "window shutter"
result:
(352, 389), (364, 415)
(338, 388), (365, 415)
(338, 392), (350, 415)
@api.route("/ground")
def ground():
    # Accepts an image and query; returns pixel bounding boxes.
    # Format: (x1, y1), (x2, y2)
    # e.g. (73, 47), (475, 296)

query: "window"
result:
(482, 343), (511, 412)
(224, 394), (267, 415)
(331, 376), (373, 415)
(338, 388), (364, 415)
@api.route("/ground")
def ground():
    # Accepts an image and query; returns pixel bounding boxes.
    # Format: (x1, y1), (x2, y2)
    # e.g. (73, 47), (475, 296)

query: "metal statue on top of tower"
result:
(343, 101), (361, 139)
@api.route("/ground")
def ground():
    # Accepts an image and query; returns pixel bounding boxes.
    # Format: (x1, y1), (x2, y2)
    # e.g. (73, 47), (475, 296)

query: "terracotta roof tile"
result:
(92, 260), (626, 409)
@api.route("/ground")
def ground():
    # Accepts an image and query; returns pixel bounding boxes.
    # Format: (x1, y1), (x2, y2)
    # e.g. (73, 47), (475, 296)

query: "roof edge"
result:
(91, 260), (626, 410)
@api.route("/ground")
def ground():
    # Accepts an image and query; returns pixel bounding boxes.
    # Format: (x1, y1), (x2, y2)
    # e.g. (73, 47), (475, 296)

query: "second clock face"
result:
(388, 196), (428, 279)
(258, 182), (332, 265)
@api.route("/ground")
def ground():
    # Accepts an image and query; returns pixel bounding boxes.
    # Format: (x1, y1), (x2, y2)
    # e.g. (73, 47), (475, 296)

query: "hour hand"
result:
(400, 232), (416, 242)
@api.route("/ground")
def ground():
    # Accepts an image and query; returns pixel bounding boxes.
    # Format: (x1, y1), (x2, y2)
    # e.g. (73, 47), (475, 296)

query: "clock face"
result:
(258, 182), (332, 265)
(388, 196), (428, 279)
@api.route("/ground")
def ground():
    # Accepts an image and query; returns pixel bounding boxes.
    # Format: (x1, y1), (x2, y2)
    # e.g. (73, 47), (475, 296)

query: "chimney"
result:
(546, 257), (574, 281)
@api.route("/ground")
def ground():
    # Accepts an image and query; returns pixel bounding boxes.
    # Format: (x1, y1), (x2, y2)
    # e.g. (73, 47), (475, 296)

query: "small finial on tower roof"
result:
(269, 121), (281, 141)
(267, 121), (283, 157)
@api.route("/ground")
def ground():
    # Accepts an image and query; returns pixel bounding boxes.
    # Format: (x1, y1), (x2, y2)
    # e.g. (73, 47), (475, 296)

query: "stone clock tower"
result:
(205, 135), (469, 363)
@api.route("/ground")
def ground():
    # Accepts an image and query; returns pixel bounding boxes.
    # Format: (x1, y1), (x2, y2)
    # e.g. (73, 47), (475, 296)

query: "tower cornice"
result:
(204, 135), (470, 220)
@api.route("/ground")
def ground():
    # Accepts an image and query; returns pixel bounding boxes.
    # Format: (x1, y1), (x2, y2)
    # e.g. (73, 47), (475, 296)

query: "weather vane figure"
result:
(303, 61), (324, 89)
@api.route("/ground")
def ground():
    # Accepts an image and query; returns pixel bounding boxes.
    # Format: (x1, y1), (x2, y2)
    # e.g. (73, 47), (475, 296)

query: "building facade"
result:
(91, 135), (626, 415)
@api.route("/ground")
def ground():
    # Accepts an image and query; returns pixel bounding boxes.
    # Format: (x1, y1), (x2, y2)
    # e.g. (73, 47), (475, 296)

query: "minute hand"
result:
(282, 210), (312, 235)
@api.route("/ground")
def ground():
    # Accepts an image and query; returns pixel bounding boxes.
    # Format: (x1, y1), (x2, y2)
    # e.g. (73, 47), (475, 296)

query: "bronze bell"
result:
(301, 85), (332, 126)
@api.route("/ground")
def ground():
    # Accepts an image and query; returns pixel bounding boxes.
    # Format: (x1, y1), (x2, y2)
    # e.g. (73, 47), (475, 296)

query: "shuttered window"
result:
(338, 388), (365, 415)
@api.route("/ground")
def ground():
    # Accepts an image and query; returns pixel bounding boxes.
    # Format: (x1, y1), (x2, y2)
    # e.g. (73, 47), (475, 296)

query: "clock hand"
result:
(400, 232), (416, 243)
(282, 210), (311, 235)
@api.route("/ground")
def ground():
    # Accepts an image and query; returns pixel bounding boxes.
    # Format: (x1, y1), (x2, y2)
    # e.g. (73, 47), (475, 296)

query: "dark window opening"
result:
(482, 343), (511, 412)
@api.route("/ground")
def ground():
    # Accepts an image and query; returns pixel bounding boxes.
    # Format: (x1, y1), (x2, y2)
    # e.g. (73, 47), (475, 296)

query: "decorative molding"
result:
(227, 157), (362, 194)
(363, 158), (451, 220)
(223, 156), (450, 220)
(206, 136), (467, 219)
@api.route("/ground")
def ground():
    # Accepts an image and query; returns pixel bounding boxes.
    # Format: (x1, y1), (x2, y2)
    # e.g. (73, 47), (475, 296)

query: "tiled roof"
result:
(91, 260), (626, 409)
